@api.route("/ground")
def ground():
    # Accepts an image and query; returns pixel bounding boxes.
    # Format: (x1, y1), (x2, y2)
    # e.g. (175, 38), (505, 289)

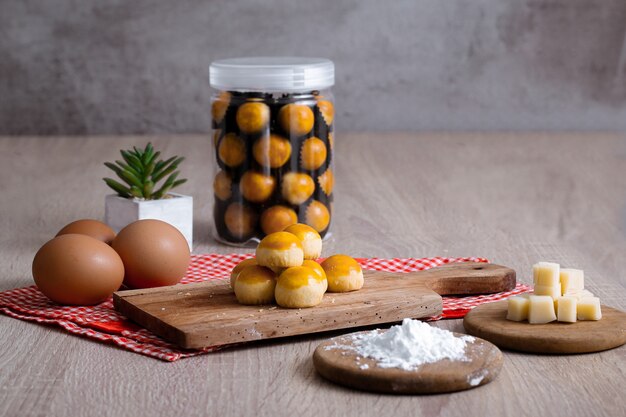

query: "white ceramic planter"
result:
(105, 193), (193, 250)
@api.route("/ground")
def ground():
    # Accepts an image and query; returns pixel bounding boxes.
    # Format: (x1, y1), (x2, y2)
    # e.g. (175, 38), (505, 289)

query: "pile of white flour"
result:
(326, 318), (475, 371)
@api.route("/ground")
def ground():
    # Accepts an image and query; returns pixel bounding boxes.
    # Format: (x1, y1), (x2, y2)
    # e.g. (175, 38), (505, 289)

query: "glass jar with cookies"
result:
(210, 57), (335, 245)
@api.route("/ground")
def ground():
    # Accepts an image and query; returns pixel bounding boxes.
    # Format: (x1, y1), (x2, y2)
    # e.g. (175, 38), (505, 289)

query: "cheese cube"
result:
(528, 295), (557, 324)
(506, 296), (530, 321)
(533, 283), (561, 299)
(533, 262), (560, 286)
(577, 297), (602, 321)
(560, 268), (584, 295)
(557, 296), (577, 323)
(580, 289), (594, 298)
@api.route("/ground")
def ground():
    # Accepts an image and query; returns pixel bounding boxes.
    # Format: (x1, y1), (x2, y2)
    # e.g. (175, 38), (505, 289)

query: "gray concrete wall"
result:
(1, 0), (626, 135)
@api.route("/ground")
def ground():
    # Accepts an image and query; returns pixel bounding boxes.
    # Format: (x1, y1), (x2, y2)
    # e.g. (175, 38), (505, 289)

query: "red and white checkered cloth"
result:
(0, 254), (531, 361)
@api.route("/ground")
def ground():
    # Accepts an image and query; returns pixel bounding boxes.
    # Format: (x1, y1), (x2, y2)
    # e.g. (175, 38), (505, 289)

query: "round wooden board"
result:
(463, 301), (626, 354)
(313, 331), (503, 394)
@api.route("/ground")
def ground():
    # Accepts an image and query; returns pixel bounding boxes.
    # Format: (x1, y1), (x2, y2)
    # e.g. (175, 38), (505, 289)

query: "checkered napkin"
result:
(0, 254), (531, 362)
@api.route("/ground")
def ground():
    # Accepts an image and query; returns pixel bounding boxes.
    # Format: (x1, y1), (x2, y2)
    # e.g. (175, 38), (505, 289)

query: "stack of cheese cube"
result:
(507, 262), (602, 324)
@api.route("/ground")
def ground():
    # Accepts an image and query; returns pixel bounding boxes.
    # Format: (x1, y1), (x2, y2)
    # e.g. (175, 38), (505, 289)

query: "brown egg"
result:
(218, 133), (246, 167)
(236, 101), (270, 134)
(213, 170), (233, 201)
(211, 91), (231, 123)
(260, 205), (297, 235)
(112, 219), (190, 289)
(281, 172), (315, 205)
(317, 100), (334, 125)
(317, 169), (334, 196)
(253, 134), (292, 168)
(56, 219), (116, 245)
(300, 137), (327, 170)
(305, 200), (330, 232)
(32, 234), (124, 305)
(278, 104), (314, 136)
(240, 171), (276, 203)
(224, 203), (257, 240)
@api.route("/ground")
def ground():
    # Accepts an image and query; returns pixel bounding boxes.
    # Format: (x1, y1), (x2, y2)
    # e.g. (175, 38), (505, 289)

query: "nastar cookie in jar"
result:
(253, 134), (292, 168)
(304, 200), (330, 232)
(218, 133), (246, 167)
(240, 171), (276, 203)
(236, 101), (270, 134)
(260, 206), (297, 235)
(300, 137), (327, 170)
(278, 103), (314, 137)
(281, 172), (315, 205)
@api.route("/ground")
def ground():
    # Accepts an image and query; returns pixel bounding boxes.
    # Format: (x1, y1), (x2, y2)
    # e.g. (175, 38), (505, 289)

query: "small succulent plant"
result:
(103, 143), (187, 200)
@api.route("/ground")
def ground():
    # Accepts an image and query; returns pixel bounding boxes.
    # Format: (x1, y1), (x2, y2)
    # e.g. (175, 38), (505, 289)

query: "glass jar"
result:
(209, 57), (335, 245)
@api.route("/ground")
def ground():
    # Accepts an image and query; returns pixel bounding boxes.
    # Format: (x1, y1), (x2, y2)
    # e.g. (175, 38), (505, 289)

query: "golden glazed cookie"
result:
(230, 258), (258, 289)
(302, 260), (328, 293)
(256, 232), (304, 269)
(236, 102), (270, 134)
(218, 133), (246, 167)
(321, 254), (363, 292)
(260, 205), (298, 235)
(300, 137), (327, 170)
(213, 170), (232, 201)
(240, 171), (276, 203)
(281, 172), (315, 205)
(275, 266), (326, 308)
(211, 91), (231, 123)
(317, 169), (334, 196)
(284, 223), (322, 260)
(224, 203), (257, 240)
(304, 200), (330, 232)
(317, 100), (334, 126)
(278, 104), (314, 137)
(252, 134), (292, 168)
(234, 265), (276, 305)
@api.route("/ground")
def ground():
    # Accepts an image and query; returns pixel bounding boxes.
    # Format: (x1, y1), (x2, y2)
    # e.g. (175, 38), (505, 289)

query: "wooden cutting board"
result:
(113, 262), (515, 349)
(313, 331), (503, 394)
(463, 301), (626, 354)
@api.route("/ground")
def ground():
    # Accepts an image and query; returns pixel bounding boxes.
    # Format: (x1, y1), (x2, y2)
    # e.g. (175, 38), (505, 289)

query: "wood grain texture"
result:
(463, 301), (626, 354)
(113, 264), (513, 348)
(313, 331), (503, 394)
(1, 133), (626, 417)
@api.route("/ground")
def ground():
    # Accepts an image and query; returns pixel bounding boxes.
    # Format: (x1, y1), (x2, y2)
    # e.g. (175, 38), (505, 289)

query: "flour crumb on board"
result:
(325, 319), (475, 371)
(468, 369), (488, 386)
(247, 328), (263, 339)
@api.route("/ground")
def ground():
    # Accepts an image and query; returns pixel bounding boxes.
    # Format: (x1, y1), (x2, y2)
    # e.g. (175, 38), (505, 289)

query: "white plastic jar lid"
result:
(210, 57), (334, 92)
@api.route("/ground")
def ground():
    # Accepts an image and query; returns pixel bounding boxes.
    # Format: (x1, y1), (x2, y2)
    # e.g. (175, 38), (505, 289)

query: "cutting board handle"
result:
(402, 262), (516, 295)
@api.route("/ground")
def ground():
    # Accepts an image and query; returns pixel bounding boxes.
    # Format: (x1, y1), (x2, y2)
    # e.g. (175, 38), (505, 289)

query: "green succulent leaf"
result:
(120, 169), (143, 189)
(130, 185), (144, 199)
(121, 150), (144, 173)
(103, 178), (132, 198)
(152, 155), (177, 178)
(152, 157), (184, 183)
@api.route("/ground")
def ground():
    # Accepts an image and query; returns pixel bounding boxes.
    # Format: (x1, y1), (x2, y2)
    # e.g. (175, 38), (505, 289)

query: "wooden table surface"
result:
(1, 133), (624, 417)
